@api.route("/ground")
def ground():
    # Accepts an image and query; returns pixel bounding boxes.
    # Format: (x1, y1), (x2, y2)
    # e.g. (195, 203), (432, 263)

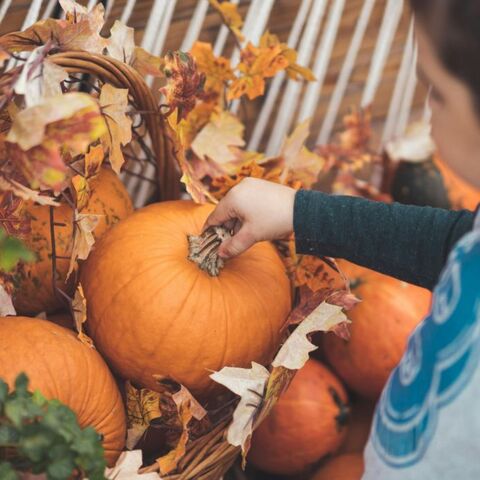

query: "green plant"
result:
(0, 373), (106, 480)
(0, 229), (34, 273)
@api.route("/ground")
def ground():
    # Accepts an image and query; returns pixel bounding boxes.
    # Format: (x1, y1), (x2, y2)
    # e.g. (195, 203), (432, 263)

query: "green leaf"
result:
(46, 454), (76, 480)
(19, 425), (56, 462)
(0, 232), (35, 272)
(0, 424), (19, 445)
(13, 373), (29, 396)
(0, 462), (19, 480)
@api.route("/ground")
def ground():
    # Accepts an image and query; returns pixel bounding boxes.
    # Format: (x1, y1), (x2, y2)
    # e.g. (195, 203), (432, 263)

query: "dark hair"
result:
(410, 0), (480, 106)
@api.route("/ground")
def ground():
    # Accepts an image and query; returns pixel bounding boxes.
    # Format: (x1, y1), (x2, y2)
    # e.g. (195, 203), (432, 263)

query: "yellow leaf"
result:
(99, 84), (132, 174)
(208, 0), (244, 42)
(278, 119), (324, 188)
(72, 283), (93, 347)
(191, 111), (245, 166)
(131, 47), (164, 77)
(175, 102), (215, 149)
(84, 144), (104, 178)
(72, 175), (90, 211)
(190, 42), (235, 100)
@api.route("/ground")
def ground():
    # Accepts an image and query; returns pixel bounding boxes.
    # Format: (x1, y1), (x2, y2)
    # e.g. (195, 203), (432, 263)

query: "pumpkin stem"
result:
(187, 226), (231, 276)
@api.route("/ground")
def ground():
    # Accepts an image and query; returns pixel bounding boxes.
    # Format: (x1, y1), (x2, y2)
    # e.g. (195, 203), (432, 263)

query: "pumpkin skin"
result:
(0, 316), (126, 466)
(13, 168), (133, 315)
(311, 453), (364, 480)
(81, 200), (291, 397)
(338, 399), (375, 454)
(248, 360), (349, 476)
(324, 261), (431, 399)
(434, 155), (480, 210)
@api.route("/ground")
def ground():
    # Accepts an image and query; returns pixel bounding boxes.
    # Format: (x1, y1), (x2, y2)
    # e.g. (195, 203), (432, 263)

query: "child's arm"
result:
(204, 178), (476, 290)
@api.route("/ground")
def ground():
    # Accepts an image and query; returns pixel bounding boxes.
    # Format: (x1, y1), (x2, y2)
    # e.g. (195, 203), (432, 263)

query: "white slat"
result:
(248, 0), (313, 151)
(152, 0), (177, 56)
(105, 0), (116, 19)
(265, 0), (328, 156)
(361, 0), (404, 107)
(297, 0), (346, 127)
(381, 19), (415, 145)
(0, 0), (13, 25)
(42, 0), (58, 20)
(213, 0), (240, 56)
(87, 0), (98, 11)
(317, 0), (376, 145)
(120, 0), (137, 25)
(180, 0), (210, 52)
(394, 41), (418, 136)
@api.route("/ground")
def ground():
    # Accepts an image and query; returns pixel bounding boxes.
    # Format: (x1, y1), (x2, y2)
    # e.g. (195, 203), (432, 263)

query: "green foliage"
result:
(0, 373), (107, 480)
(0, 228), (34, 272)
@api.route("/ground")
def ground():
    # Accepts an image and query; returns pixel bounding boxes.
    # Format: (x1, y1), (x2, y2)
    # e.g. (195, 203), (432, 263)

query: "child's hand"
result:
(204, 178), (296, 258)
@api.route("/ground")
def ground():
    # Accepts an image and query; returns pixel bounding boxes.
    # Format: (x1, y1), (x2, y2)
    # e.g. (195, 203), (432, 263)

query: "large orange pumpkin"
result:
(247, 359), (349, 476)
(311, 453), (364, 480)
(324, 261), (431, 399)
(81, 200), (291, 397)
(13, 168), (133, 315)
(434, 155), (480, 210)
(0, 316), (126, 466)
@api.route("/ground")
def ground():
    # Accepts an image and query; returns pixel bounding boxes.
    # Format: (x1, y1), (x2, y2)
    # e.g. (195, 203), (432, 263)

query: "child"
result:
(204, 0), (480, 478)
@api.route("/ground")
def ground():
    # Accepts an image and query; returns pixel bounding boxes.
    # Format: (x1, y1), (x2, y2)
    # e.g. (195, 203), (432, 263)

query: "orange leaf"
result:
(190, 42), (235, 101)
(72, 175), (90, 211)
(84, 144), (104, 178)
(99, 84), (132, 174)
(72, 283), (94, 346)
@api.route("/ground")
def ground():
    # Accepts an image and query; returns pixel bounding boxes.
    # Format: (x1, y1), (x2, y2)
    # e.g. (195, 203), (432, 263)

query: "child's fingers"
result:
(218, 226), (255, 259)
(203, 197), (235, 231)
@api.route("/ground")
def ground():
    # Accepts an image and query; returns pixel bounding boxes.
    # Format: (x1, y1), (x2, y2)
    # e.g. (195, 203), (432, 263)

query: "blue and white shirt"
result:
(364, 212), (480, 479)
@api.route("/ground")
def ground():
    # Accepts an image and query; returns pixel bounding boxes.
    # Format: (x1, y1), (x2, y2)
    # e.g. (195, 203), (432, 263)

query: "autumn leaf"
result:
(174, 102), (215, 149)
(0, 177), (59, 207)
(105, 450), (160, 480)
(191, 111), (245, 167)
(106, 20), (135, 63)
(67, 212), (100, 279)
(72, 175), (90, 211)
(209, 0), (244, 42)
(210, 362), (270, 449)
(0, 48), (9, 67)
(7, 92), (105, 152)
(125, 382), (162, 450)
(190, 42), (235, 100)
(277, 119), (324, 188)
(160, 51), (205, 122)
(166, 122), (217, 204)
(131, 47), (164, 77)
(99, 84), (132, 174)
(0, 192), (30, 237)
(72, 283), (94, 347)
(84, 144), (104, 178)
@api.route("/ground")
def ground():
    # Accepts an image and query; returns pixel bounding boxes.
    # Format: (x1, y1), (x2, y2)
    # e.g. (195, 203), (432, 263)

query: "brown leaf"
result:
(99, 84), (132, 174)
(84, 144), (104, 178)
(160, 51), (205, 122)
(0, 177), (59, 206)
(131, 47), (164, 77)
(72, 283), (93, 346)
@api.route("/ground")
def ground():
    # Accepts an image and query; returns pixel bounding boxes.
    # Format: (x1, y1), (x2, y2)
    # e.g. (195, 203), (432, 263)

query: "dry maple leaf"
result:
(99, 84), (132, 174)
(161, 51), (206, 122)
(72, 283), (93, 346)
(0, 177), (59, 207)
(84, 144), (104, 178)
(191, 110), (245, 167)
(190, 42), (235, 101)
(173, 102), (215, 150)
(0, 191), (30, 237)
(71, 175), (90, 211)
(277, 119), (324, 188)
(67, 212), (100, 279)
(208, 0), (244, 42)
(0, 284), (16, 316)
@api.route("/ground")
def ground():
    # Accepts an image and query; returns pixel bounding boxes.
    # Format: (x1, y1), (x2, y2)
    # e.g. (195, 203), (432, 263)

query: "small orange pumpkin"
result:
(0, 316), (126, 466)
(248, 359), (349, 476)
(324, 261), (431, 399)
(13, 168), (133, 315)
(81, 200), (291, 397)
(311, 453), (364, 480)
(434, 155), (480, 210)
